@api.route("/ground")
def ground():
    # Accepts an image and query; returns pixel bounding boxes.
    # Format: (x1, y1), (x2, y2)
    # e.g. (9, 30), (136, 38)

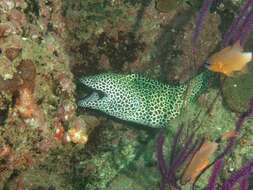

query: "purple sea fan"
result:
(223, 0), (253, 47)
(156, 125), (203, 190)
(156, 130), (167, 177)
(239, 177), (249, 190)
(192, 0), (215, 47)
(206, 158), (224, 190)
(221, 161), (253, 190)
(232, 6), (253, 47)
(212, 97), (253, 189)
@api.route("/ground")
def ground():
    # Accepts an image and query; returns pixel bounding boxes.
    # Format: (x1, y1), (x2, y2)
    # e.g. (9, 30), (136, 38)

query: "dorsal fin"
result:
(232, 40), (243, 52)
(124, 73), (171, 89)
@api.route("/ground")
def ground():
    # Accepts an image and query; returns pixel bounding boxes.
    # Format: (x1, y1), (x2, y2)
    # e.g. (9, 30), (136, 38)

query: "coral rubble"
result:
(0, 0), (100, 188)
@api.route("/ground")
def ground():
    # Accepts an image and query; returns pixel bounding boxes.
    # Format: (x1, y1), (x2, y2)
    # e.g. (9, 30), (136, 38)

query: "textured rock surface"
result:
(222, 64), (253, 113)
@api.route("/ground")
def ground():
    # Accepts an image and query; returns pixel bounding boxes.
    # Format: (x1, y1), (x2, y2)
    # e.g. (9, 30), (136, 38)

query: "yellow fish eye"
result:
(204, 61), (211, 68)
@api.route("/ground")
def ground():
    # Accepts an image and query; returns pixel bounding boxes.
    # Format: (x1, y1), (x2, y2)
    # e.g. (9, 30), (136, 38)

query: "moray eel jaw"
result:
(77, 85), (110, 112)
(78, 73), (120, 112)
(78, 91), (105, 109)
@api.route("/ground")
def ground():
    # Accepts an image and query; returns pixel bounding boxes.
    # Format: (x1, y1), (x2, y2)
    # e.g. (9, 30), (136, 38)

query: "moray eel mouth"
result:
(77, 74), (110, 107)
(77, 88), (106, 107)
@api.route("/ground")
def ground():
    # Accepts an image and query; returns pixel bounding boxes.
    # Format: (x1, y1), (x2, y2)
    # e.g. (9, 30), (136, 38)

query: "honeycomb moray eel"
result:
(78, 70), (213, 128)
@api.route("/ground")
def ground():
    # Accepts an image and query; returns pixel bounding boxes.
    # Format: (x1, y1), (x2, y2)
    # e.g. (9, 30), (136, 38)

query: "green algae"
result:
(82, 122), (151, 190)
(155, 0), (180, 12)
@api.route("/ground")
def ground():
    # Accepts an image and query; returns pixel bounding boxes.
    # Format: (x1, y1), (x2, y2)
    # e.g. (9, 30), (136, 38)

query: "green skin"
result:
(78, 70), (211, 128)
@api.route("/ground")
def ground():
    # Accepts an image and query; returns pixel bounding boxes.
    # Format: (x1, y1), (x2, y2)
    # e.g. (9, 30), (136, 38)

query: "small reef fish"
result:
(221, 130), (239, 141)
(205, 42), (252, 76)
(181, 140), (218, 184)
(181, 129), (239, 184)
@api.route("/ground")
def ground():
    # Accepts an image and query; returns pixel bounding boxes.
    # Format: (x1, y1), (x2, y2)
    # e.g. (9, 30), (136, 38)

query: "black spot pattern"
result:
(78, 71), (209, 128)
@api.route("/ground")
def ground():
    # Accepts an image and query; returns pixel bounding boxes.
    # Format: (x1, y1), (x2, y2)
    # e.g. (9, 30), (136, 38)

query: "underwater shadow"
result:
(150, 8), (195, 81)
(131, 0), (152, 34)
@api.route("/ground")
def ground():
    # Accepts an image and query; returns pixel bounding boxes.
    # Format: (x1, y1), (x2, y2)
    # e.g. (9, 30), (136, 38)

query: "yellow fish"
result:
(181, 140), (218, 184)
(205, 42), (252, 76)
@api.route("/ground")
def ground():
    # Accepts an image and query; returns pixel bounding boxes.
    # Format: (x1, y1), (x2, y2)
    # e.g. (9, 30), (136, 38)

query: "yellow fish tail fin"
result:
(242, 52), (252, 63)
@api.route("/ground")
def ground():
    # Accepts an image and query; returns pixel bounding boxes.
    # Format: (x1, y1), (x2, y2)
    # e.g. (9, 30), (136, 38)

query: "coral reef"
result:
(0, 0), (100, 188)
(63, 0), (253, 189)
(0, 0), (251, 189)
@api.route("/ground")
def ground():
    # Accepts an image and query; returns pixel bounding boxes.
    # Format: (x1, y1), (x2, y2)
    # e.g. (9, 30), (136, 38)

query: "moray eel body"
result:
(78, 71), (211, 128)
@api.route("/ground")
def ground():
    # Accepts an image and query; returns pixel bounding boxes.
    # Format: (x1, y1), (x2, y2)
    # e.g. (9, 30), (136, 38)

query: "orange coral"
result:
(66, 126), (88, 144)
(65, 117), (91, 144)
(13, 60), (48, 135)
(0, 145), (11, 158)
(15, 60), (37, 118)
(53, 119), (65, 142)
(16, 87), (37, 118)
(0, 59), (35, 92)
(8, 9), (27, 29)
(0, 22), (15, 38)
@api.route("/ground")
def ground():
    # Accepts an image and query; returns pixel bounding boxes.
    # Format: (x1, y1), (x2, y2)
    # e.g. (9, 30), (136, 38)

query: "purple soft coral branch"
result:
(157, 130), (167, 177)
(239, 177), (249, 190)
(173, 136), (201, 172)
(156, 126), (201, 189)
(233, 6), (253, 47)
(235, 97), (253, 132)
(223, 0), (253, 46)
(166, 138), (197, 183)
(172, 133), (194, 167)
(169, 126), (183, 166)
(221, 161), (253, 190)
(156, 130), (167, 190)
(192, 0), (215, 46)
(206, 158), (224, 190)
